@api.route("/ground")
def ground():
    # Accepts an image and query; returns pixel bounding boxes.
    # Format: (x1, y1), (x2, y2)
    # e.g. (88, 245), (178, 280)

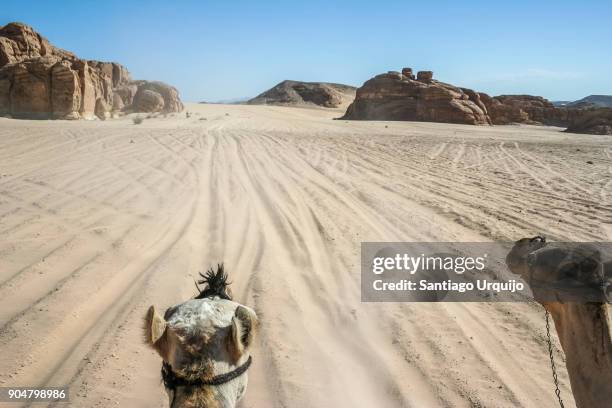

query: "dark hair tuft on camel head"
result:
(195, 264), (232, 300)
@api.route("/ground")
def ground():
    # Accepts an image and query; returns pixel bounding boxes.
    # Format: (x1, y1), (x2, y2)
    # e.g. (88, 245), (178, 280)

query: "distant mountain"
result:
(248, 80), (356, 108)
(553, 95), (612, 109)
(200, 96), (251, 104)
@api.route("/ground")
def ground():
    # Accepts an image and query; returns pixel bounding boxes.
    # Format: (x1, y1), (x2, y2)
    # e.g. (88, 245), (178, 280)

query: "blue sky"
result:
(2, 0), (611, 102)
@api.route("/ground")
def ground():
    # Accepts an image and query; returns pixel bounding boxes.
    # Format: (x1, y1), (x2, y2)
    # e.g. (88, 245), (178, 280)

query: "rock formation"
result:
(479, 94), (612, 134)
(0, 22), (183, 119)
(132, 81), (183, 113)
(478, 94), (581, 126)
(416, 70), (433, 83)
(343, 66), (612, 134)
(248, 80), (356, 108)
(401, 67), (414, 79)
(565, 107), (612, 135)
(341, 68), (491, 125)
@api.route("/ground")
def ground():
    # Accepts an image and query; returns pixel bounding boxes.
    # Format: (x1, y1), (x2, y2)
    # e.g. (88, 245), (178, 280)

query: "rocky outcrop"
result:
(490, 95), (554, 124)
(341, 67), (612, 135)
(0, 22), (73, 65)
(479, 94), (567, 126)
(95, 98), (110, 120)
(341, 68), (491, 125)
(401, 67), (414, 79)
(248, 80), (356, 108)
(51, 60), (82, 120)
(478, 94), (610, 134)
(416, 70), (433, 83)
(133, 89), (165, 112)
(478, 94), (538, 125)
(89, 60), (131, 88)
(4, 56), (55, 119)
(0, 22), (183, 119)
(565, 108), (612, 135)
(113, 83), (138, 107)
(132, 81), (183, 113)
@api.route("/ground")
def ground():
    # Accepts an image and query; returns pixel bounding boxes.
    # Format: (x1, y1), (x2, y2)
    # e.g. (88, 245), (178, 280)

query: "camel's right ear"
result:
(228, 305), (258, 363)
(144, 305), (169, 359)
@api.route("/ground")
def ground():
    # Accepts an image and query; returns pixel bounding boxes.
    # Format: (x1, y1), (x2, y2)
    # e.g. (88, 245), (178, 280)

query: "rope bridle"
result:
(162, 356), (252, 407)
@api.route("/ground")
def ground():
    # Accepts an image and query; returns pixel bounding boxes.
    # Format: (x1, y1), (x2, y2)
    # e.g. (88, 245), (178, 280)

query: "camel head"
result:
(505, 235), (548, 278)
(506, 237), (612, 408)
(144, 265), (258, 408)
(506, 236), (610, 304)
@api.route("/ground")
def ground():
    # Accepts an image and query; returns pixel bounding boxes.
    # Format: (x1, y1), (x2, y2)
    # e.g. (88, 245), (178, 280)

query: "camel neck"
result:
(547, 303), (612, 408)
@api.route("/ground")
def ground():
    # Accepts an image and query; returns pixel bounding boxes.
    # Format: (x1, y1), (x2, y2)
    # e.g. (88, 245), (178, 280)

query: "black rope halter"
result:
(162, 356), (252, 406)
(161, 356), (252, 388)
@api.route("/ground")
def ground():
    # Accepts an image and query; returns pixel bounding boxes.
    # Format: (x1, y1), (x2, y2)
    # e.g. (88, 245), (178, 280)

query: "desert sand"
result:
(1, 103), (611, 408)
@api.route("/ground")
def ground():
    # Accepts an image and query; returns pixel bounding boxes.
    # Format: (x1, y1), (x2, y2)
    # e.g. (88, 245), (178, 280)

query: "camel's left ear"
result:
(144, 305), (169, 359)
(228, 305), (258, 362)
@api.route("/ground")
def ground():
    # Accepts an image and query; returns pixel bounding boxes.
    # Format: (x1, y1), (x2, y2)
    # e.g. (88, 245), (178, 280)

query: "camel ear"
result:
(144, 305), (169, 359)
(228, 305), (258, 362)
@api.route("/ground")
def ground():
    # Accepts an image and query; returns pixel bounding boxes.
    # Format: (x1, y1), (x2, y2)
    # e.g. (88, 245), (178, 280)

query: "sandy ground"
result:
(1, 103), (611, 408)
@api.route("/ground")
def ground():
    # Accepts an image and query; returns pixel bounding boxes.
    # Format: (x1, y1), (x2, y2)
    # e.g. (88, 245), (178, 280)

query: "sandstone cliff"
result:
(0, 22), (183, 119)
(248, 80), (356, 108)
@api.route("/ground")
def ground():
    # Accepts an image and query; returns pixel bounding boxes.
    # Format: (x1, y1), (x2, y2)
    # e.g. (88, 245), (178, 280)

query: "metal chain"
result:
(545, 310), (565, 408)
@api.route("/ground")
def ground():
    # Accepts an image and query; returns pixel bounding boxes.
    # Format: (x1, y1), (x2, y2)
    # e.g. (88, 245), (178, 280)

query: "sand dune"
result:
(1, 104), (611, 407)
